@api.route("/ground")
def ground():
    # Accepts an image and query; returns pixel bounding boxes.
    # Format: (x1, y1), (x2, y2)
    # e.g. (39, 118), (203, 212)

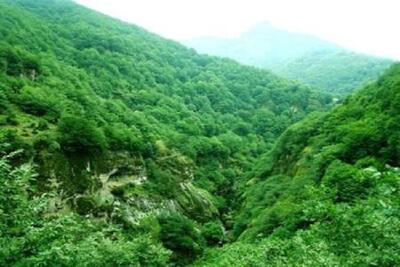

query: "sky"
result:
(74, 0), (400, 60)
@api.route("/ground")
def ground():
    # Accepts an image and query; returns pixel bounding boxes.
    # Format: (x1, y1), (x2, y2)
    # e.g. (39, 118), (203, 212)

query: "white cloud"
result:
(74, 0), (400, 60)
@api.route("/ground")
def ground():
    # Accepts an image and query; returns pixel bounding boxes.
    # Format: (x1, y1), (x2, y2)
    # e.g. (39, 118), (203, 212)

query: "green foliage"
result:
(220, 64), (400, 265)
(0, 0), (329, 210)
(278, 50), (393, 95)
(18, 86), (59, 118)
(201, 221), (226, 246)
(104, 123), (144, 152)
(158, 212), (205, 263)
(58, 116), (107, 153)
(0, 129), (32, 155)
(322, 160), (372, 202)
(185, 23), (393, 96)
(194, 167), (400, 266)
(2, 0), (399, 265)
(0, 42), (41, 77)
(0, 153), (171, 266)
(16, 218), (171, 267)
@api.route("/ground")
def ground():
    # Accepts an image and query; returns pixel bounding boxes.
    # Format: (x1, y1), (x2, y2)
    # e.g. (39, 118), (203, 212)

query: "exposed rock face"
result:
(176, 181), (219, 221)
(36, 150), (218, 226)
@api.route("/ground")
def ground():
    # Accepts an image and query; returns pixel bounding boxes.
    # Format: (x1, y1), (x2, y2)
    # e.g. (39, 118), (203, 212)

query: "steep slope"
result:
(184, 23), (394, 95)
(277, 50), (393, 95)
(194, 64), (400, 266)
(0, 0), (332, 265)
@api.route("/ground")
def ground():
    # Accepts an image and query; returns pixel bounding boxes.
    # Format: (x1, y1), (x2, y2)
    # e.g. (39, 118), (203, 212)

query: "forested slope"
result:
(0, 0), (332, 265)
(185, 23), (394, 96)
(195, 64), (400, 266)
(277, 50), (393, 95)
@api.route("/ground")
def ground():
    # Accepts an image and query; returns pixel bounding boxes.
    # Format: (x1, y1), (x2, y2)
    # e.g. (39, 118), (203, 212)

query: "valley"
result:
(0, 0), (399, 266)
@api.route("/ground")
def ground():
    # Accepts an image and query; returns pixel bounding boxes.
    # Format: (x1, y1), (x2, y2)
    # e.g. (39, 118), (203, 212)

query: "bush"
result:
(158, 212), (205, 263)
(0, 129), (31, 155)
(322, 160), (371, 202)
(0, 44), (41, 77)
(58, 116), (107, 153)
(104, 123), (144, 152)
(201, 221), (226, 246)
(18, 86), (59, 118)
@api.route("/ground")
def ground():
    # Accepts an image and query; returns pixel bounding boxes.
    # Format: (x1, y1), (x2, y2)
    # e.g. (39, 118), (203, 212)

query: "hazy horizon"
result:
(74, 0), (400, 60)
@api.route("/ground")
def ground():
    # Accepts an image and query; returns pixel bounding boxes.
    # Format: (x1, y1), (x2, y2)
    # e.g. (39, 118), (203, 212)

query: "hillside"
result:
(195, 64), (400, 266)
(184, 23), (394, 95)
(2, 0), (399, 266)
(0, 0), (332, 265)
(277, 50), (394, 95)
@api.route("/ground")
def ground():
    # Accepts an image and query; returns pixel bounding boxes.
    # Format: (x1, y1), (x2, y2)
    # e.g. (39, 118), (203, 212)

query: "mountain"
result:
(0, 0), (331, 265)
(195, 63), (400, 266)
(2, 0), (398, 265)
(184, 23), (394, 95)
(277, 50), (394, 95)
(185, 22), (340, 69)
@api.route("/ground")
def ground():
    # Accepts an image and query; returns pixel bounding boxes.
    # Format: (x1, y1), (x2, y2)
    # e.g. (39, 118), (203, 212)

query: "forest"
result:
(0, 0), (399, 266)
(185, 23), (393, 96)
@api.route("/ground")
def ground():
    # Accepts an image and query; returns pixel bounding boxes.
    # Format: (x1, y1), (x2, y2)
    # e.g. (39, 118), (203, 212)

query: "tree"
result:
(58, 116), (107, 153)
(158, 212), (205, 263)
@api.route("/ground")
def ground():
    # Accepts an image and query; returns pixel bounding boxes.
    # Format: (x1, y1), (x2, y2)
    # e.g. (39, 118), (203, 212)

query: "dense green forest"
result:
(0, 0), (330, 265)
(0, 0), (399, 266)
(276, 50), (393, 95)
(195, 64), (400, 266)
(184, 23), (393, 96)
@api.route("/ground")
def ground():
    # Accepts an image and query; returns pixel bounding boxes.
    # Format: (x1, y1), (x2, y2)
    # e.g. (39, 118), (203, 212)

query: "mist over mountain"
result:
(185, 22), (394, 95)
(185, 22), (339, 68)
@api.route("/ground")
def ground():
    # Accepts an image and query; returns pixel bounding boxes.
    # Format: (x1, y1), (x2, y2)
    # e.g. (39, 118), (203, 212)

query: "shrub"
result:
(201, 221), (226, 246)
(158, 212), (205, 263)
(58, 116), (107, 153)
(322, 160), (371, 202)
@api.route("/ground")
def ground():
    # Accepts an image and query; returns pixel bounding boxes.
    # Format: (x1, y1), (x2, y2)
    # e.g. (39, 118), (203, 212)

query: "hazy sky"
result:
(74, 0), (400, 60)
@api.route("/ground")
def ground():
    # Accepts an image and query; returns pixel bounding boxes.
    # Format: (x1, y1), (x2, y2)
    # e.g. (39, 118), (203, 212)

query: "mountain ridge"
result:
(184, 22), (394, 95)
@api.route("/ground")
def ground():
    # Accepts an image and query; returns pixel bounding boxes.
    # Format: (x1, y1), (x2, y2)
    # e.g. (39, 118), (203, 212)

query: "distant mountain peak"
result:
(183, 22), (393, 95)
